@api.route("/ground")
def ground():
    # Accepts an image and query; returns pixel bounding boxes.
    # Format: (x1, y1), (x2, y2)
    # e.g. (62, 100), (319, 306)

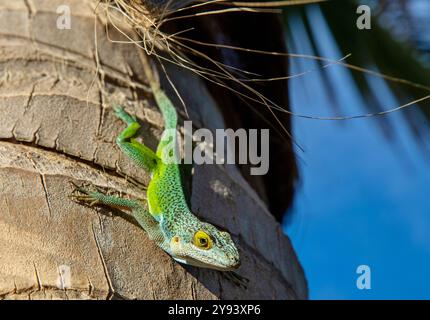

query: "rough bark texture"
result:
(0, 0), (307, 299)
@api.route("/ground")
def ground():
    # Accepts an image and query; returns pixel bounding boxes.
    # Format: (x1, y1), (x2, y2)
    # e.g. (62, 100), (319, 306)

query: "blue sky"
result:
(284, 5), (430, 299)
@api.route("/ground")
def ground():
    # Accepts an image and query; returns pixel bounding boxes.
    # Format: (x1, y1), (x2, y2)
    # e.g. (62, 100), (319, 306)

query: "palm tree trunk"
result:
(0, 0), (307, 299)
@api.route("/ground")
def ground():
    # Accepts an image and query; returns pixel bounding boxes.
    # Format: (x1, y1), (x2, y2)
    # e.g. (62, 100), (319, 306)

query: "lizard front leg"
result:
(114, 106), (160, 174)
(70, 182), (168, 251)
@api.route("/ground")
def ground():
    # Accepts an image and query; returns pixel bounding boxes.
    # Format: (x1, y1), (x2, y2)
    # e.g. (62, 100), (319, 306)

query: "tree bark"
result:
(0, 0), (307, 299)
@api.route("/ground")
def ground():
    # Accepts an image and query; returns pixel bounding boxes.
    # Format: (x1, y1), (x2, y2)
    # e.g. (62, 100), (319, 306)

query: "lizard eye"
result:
(193, 231), (212, 250)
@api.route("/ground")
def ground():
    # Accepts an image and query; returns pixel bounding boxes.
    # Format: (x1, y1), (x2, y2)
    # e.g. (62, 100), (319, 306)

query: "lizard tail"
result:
(138, 49), (178, 130)
(153, 88), (178, 131)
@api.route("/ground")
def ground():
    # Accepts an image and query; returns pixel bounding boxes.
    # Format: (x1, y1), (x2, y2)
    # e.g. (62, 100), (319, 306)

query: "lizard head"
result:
(169, 222), (240, 271)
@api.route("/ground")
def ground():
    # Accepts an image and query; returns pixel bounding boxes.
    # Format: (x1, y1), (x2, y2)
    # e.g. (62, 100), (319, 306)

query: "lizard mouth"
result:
(171, 245), (240, 271)
(178, 251), (241, 271)
(183, 256), (240, 271)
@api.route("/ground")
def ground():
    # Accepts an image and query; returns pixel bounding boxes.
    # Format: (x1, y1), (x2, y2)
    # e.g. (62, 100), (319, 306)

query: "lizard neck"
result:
(161, 204), (198, 239)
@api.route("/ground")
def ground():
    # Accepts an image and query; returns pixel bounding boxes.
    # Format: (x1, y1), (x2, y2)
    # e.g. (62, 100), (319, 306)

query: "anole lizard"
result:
(71, 55), (242, 276)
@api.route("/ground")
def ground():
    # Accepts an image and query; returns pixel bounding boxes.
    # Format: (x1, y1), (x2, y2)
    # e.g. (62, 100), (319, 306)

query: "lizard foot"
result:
(224, 271), (249, 289)
(114, 106), (138, 125)
(69, 181), (112, 207)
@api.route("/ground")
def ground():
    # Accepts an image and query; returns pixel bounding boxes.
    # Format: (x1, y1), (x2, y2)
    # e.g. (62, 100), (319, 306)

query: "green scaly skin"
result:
(72, 74), (241, 272)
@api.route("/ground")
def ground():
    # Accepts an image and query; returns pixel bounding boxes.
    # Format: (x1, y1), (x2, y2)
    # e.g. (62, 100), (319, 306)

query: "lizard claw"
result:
(69, 181), (104, 207)
(224, 271), (249, 289)
(113, 105), (124, 114)
(114, 105), (137, 124)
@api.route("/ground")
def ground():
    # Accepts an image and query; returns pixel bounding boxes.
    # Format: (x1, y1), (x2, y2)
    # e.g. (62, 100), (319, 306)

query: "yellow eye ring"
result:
(193, 231), (212, 250)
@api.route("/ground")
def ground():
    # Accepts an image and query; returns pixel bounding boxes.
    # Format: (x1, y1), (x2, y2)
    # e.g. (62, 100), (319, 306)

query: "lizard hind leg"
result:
(114, 106), (160, 173)
(70, 181), (137, 212)
(70, 182), (166, 248)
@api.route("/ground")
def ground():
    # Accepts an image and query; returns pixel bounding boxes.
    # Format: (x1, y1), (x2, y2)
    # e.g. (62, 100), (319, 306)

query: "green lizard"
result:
(71, 59), (241, 273)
